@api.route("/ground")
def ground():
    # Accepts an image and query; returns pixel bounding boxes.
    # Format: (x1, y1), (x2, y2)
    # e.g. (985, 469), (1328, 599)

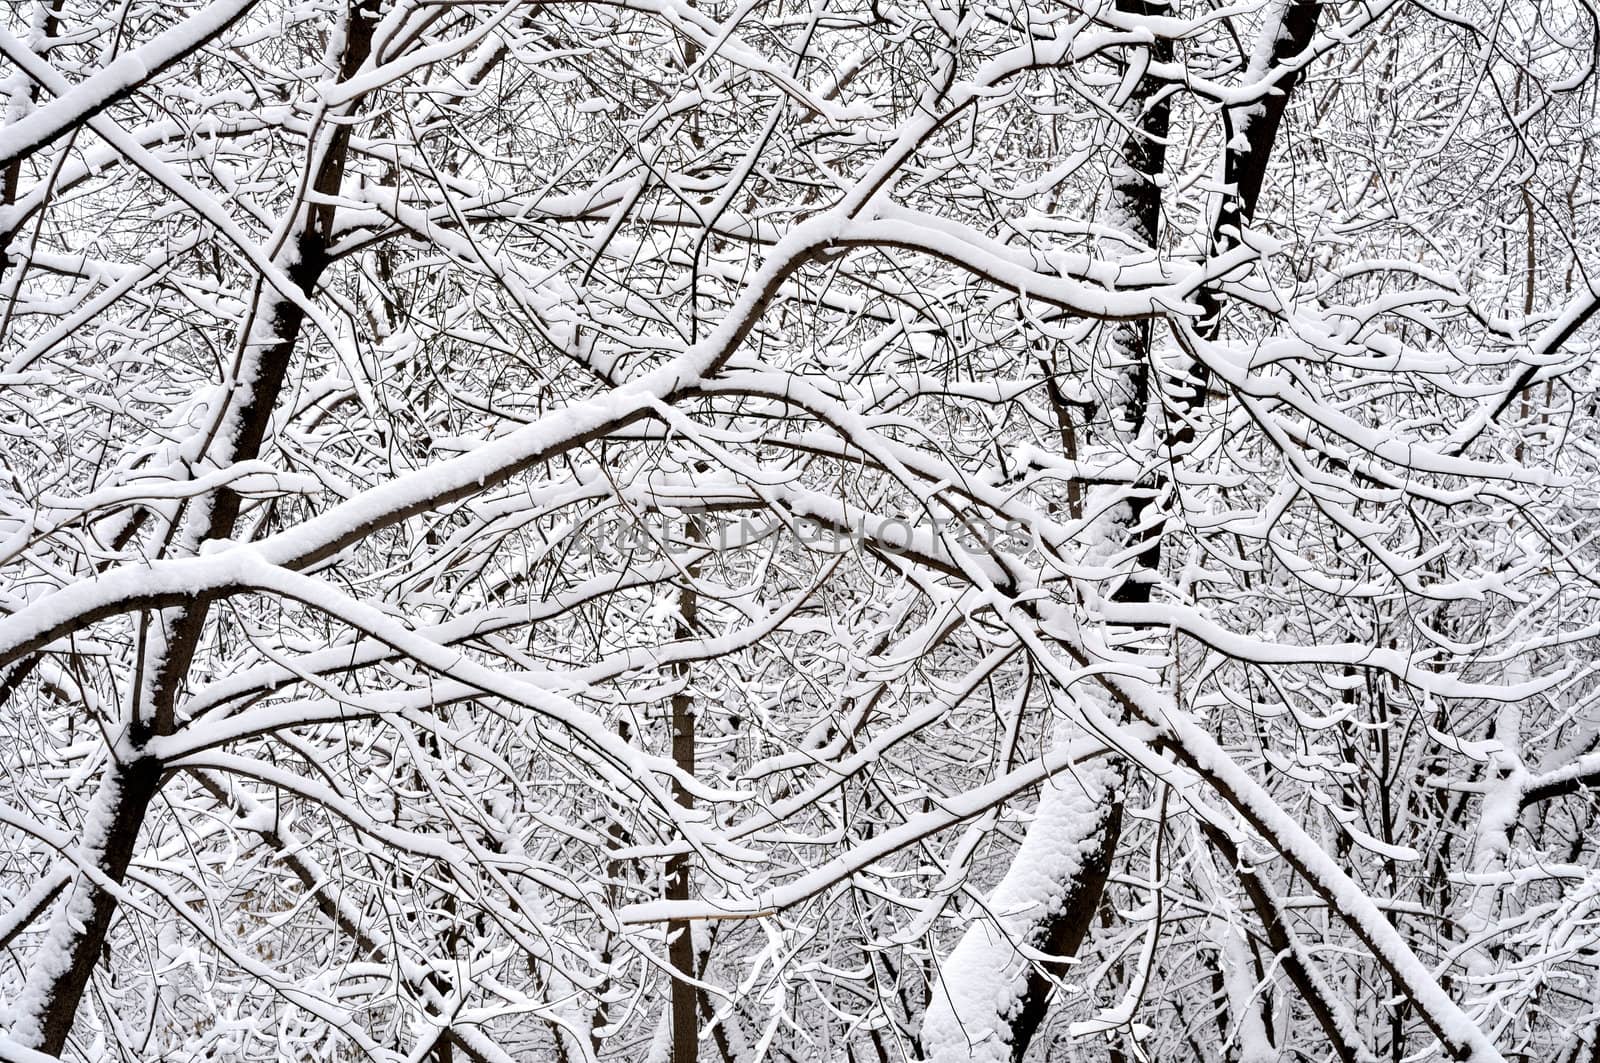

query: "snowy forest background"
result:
(0, 0), (1597, 1060)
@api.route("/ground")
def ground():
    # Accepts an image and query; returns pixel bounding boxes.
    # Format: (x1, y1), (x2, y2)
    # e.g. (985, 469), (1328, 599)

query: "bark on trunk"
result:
(6, 756), (163, 1054)
(919, 764), (1121, 1063)
(4, 5), (378, 1052)
(1004, 796), (1122, 1059)
(919, 10), (1176, 1058)
(1190, 0), (1321, 348)
(1096, 0), (1173, 606)
(668, 519), (702, 1063)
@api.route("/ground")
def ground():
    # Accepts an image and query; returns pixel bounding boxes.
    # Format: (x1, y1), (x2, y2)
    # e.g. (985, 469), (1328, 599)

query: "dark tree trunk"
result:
(668, 520), (702, 1063)
(6, 5), (379, 1052)
(1005, 798), (1124, 1060)
(994, 6), (1174, 1053)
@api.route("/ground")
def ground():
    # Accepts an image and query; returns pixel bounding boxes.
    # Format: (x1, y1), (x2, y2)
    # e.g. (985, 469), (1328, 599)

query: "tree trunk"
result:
(668, 518), (702, 1063)
(918, 10), (1175, 1058)
(919, 762), (1121, 1063)
(4, 4), (378, 1051)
